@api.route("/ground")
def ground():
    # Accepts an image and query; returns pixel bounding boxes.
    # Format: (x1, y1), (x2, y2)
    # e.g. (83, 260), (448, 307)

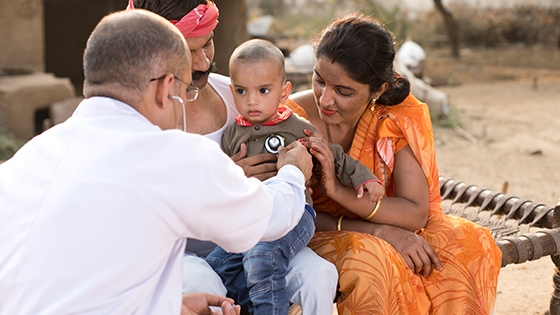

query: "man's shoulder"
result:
(223, 120), (240, 133)
(208, 73), (230, 86)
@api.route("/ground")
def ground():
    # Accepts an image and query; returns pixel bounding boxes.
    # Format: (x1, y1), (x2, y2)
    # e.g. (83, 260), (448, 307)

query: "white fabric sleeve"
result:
(260, 164), (306, 242)
(152, 133), (306, 253)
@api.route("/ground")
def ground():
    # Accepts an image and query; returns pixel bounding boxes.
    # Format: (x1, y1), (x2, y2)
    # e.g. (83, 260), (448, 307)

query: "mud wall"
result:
(0, 0), (44, 73)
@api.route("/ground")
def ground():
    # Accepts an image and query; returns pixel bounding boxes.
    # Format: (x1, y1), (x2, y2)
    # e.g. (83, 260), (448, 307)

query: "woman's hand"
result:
(317, 212), (440, 277)
(301, 129), (338, 193)
(230, 143), (277, 181)
(181, 292), (241, 315)
(377, 224), (441, 277)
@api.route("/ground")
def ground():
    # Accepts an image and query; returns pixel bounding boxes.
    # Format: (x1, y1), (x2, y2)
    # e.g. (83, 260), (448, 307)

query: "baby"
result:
(205, 39), (383, 315)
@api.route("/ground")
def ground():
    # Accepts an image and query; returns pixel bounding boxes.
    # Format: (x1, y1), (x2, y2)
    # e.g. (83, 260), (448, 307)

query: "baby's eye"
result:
(259, 88), (270, 94)
(235, 88), (246, 95)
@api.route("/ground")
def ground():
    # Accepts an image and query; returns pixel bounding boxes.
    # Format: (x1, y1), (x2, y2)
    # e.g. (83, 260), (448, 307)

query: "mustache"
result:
(192, 62), (217, 81)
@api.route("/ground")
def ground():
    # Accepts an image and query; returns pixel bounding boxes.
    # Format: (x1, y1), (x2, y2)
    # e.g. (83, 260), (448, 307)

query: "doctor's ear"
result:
(150, 74), (175, 109)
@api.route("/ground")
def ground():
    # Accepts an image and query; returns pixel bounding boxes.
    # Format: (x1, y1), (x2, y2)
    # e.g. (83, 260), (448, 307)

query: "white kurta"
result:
(0, 96), (305, 315)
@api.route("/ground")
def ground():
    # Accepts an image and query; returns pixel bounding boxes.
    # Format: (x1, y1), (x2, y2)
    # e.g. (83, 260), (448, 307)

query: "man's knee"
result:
(182, 254), (227, 296)
(286, 247), (338, 303)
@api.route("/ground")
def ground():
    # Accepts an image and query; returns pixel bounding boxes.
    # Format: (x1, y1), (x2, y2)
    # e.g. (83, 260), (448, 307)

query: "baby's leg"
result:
(205, 246), (250, 309)
(244, 210), (315, 315)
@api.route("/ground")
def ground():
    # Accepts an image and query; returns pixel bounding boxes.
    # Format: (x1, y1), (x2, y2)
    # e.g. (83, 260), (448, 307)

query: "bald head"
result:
(229, 39), (286, 81)
(83, 9), (189, 103)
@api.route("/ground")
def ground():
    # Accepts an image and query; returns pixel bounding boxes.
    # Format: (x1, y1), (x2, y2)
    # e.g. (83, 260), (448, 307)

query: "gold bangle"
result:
(414, 228), (426, 235)
(337, 215), (345, 231)
(362, 200), (381, 221)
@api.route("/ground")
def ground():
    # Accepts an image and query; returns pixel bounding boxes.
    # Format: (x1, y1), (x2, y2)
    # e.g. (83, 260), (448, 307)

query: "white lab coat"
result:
(0, 96), (305, 315)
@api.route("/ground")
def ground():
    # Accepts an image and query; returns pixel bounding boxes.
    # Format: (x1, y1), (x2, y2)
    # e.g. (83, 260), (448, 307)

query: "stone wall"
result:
(0, 0), (44, 73)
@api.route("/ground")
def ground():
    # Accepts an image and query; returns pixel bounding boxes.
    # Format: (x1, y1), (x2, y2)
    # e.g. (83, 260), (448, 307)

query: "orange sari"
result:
(287, 95), (502, 315)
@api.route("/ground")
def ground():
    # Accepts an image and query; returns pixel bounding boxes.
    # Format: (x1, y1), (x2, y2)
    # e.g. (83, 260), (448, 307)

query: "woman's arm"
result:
(331, 145), (428, 231)
(315, 211), (381, 235)
(315, 211), (441, 277)
(307, 130), (429, 232)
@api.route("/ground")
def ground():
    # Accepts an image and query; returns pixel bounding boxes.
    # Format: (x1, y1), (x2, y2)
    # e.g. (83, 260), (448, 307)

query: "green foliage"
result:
(0, 128), (23, 162)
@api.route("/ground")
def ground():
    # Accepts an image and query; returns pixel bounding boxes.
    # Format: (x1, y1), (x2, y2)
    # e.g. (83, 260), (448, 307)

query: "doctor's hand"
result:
(180, 292), (241, 315)
(231, 143), (278, 181)
(277, 141), (313, 182)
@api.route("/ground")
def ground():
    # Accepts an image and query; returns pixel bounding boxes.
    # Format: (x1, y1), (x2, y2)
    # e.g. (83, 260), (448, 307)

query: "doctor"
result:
(0, 9), (312, 315)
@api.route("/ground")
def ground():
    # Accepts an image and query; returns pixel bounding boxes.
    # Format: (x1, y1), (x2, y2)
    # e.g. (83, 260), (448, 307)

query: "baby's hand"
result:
(357, 181), (384, 204)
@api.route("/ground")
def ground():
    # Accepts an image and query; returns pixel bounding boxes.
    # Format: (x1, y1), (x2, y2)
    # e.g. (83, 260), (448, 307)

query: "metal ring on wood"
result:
(508, 236), (529, 264)
(521, 233), (544, 261)
(538, 230), (560, 255)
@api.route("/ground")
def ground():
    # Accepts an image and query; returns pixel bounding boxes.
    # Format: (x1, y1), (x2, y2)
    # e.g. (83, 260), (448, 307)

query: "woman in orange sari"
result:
(289, 13), (502, 314)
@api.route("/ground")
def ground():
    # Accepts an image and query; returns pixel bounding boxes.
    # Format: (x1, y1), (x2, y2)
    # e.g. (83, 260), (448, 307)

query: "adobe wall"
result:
(0, 0), (44, 73)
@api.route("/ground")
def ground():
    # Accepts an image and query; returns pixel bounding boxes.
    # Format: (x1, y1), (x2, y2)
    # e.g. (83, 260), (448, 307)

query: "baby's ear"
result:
(280, 81), (292, 104)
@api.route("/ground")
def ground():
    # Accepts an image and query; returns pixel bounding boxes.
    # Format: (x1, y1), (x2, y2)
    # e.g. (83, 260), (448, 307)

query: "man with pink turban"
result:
(128, 1), (338, 314)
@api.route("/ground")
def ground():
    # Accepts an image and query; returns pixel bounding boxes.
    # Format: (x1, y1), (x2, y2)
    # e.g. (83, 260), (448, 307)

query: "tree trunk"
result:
(214, 0), (250, 76)
(433, 0), (460, 59)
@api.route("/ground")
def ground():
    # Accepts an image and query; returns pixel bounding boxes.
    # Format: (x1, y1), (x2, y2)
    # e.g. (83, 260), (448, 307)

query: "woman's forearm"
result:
(320, 145), (429, 232)
(315, 212), (338, 232)
(315, 211), (385, 237)
(325, 182), (427, 231)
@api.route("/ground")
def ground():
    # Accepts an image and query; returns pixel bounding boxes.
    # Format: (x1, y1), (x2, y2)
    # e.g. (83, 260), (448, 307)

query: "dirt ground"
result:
(427, 45), (560, 314)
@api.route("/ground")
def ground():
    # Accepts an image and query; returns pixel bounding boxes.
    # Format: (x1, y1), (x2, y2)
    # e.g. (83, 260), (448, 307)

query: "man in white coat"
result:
(0, 9), (313, 315)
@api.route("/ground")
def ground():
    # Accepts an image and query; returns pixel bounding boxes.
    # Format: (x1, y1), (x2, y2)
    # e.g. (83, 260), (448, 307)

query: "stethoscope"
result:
(168, 95), (187, 132)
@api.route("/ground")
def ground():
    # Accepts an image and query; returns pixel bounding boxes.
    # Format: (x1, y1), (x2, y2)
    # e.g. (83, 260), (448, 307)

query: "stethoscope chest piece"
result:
(264, 134), (285, 154)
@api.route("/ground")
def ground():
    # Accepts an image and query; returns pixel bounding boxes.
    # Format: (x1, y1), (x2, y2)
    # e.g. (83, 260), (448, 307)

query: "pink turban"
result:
(127, 0), (219, 38)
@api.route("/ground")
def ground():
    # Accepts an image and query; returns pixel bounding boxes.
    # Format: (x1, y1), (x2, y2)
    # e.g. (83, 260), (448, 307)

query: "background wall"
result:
(43, 0), (125, 94)
(0, 0), (44, 73)
(41, 0), (248, 95)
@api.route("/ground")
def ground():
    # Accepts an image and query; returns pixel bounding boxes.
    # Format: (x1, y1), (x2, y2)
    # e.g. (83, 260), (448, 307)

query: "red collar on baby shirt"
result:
(235, 105), (293, 127)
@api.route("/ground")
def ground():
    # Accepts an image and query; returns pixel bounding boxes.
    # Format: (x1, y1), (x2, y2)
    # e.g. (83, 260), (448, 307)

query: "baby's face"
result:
(229, 60), (287, 125)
